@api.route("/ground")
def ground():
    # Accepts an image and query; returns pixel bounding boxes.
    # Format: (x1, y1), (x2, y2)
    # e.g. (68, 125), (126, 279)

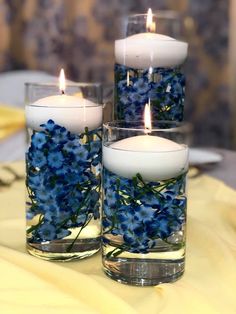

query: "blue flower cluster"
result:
(102, 168), (186, 254)
(26, 120), (101, 244)
(114, 63), (185, 122)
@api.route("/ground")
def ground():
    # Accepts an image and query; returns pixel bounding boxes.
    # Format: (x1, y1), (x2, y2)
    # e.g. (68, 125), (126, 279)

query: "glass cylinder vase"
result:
(25, 82), (103, 261)
(102, 121), (189, 285)
(114, 11), (188, 122)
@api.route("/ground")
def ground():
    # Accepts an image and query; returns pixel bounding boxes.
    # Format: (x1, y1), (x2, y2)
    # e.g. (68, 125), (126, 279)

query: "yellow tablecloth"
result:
(0, 104), (25, 140)
(0, 162), (236, 313)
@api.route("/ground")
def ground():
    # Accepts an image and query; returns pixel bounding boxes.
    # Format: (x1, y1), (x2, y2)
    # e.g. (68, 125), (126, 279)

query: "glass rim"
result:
(103, 120), (192, 133)
(26, 103), (103, 109)
(115, 37), (186, 43)
(126, 10), (181, 20)
(24, 82), (102, 88)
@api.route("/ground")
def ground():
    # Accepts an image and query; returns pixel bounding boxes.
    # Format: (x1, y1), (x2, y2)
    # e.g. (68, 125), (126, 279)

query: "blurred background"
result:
(0, 0), (235, 149)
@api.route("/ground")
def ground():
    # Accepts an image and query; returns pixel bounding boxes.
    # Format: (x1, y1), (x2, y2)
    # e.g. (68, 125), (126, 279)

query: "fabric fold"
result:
(0, 245), (137, 314)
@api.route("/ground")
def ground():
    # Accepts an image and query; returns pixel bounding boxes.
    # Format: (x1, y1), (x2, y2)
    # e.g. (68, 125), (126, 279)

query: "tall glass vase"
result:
(25, 82), (103, 261)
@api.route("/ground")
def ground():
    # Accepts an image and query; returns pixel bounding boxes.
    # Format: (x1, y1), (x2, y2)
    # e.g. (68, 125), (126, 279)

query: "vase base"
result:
(103, 256), (184, 286)
(27, 237), (101, 261)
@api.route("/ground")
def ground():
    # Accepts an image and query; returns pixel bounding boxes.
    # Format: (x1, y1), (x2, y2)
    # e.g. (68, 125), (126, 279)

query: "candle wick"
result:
(61, 90), (65, 95)
(144, 127), (151, 135)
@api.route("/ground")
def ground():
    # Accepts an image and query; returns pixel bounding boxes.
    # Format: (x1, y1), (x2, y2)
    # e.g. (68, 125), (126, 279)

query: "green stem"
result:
(26, 215), (44, 234)
(66, 215), (93, 252)
(106, 246), (125, 258)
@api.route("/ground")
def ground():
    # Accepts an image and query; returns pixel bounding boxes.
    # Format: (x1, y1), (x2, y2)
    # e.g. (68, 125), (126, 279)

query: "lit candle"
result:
(103, 104), (188, 181)
(25, 69), (103, 133)
(115, 8), (188, 69)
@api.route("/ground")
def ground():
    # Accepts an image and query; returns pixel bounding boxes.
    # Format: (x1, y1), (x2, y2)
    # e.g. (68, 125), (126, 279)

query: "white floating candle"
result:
(103, 135), (188, 181)
(25, 70), (102, 133)
(26, 95), (102, 133)
(115, 9), (188, 69)
(103, 102), (188, 181)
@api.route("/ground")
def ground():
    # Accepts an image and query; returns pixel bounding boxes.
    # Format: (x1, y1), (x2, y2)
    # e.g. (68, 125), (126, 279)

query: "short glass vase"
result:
(114, 12), (188, 122)
(102, 121), (189, 285)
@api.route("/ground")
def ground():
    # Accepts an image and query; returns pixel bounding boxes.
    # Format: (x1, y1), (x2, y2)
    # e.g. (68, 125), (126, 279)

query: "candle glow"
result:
(146, 8), (156, 33)
(144, 102), (152, 134)
(59, 68), (66, 94)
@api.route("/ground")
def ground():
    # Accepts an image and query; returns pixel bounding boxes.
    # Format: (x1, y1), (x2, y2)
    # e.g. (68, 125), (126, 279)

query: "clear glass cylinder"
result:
(25, 83), (103, 261)
(102, 121), (189, 286)
(114, 11), (188, 122)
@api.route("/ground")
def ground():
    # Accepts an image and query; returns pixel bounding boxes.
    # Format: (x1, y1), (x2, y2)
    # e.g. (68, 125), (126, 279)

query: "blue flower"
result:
(133, 78), (150, 94)
(119, 93), (130, 105)
(134, 205), (155, 223)
(63, 140), (77, 153)
(31, 150), (47, 168)
(37, 223), (57, 241)
(26, 211), (35, 220)
(76, 214), (88, 225)
(140, 192), (161, 207)
(118, 79), (128, 90)
(103, 171), (118, 189)
(103, 218), (111, 229)
(104, 189), (118, 206)
(103, 202), (116, 217)
(90, 190), (100, 203)
(26, 120), (101, 245)
(28, 173), (42, 189)
(102, 167), (186, 254)
(65, 170), (80, 185)
(92, 203), (100, 219)
(116, 209), (140, 232)
(52, 125), (69, 144)
(129, 92), (146, 104)
(74, 145), (89, 162)
(40, 119), (56, 132)
(90, 140), (102, 155)
(31, 132), (48, 149)
(56, 228), (71, 239)
(35, 189), (52, 202)
(115, 64), (185, 122)
(47, 151), (64, 168)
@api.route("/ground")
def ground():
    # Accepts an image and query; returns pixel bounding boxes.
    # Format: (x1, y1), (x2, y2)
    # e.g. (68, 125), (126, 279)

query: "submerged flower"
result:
(74, 145), (89, 162)
(31, 132), (47, 149)
(133, 78), (150, 94)
(134, 205), (155, 223)
(40, 119), (56, 132)
(37, 223), (57, 241)
(30, 150), (47, 168)
(47, 151), (64, 168)
(115, 64), (185, 122)
(102, 166), (186, 254)
(56, 228), (71, 239)
(26, 120), (101, 244)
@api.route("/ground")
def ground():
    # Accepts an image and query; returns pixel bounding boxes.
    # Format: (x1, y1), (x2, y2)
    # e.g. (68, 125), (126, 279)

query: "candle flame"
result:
(146, 8), (156, 33)
(144, 101), (152, 134)
(59, 68), (66, 94)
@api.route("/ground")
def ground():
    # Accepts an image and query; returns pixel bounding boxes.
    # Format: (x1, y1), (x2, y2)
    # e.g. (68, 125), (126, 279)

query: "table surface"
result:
(197, 148), (236, 189)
